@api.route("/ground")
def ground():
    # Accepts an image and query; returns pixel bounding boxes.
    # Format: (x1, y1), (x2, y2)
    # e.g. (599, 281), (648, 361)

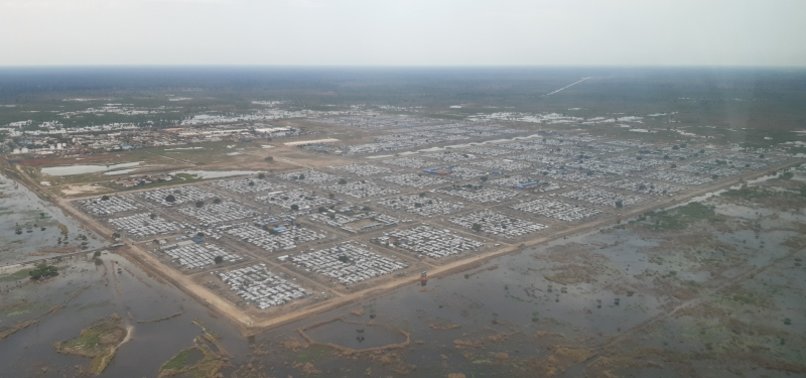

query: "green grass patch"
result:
(723, 185), (768, 200)
(161, 347), (202, 371)
(643, 202), (719, 231)
(295, 344), (331, 363)
(109, 173), (202, 192)
(0, 268), (32, 282)
(54, 315), (127, 375)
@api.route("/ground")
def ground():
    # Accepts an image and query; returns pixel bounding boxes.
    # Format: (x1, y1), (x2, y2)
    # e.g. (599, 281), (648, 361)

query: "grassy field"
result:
(638, 202), (720, 231)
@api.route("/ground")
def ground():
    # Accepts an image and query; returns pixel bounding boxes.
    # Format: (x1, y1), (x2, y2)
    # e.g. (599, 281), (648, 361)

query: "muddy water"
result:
(0, 253), (248, 377)
(304, 319), (407, 350)
(1, 176), (804, 377)
(0, 174), (104, 264)
(239, 191), (805, 376)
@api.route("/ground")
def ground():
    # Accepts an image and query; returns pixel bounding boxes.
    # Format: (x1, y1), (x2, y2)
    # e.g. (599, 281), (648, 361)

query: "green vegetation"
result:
(0, 268), (32, 282)
(28, 263), (58, 280)
(642, 202), (718, 231)
(53, 315), (128, 375)
(158, 324), (227, 378)
(161, 348), (202, 371)
(174, 173), (198, 181)
(724, 185), (767, 200)
(295, 344), (331, 364)
(723, 183), (806, 209)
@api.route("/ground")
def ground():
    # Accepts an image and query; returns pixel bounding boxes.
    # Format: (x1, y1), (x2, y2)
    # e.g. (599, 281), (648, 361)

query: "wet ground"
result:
(0, 252), (248, 377)
(1, 175), (804, 377)
(0, 174), (104, 264)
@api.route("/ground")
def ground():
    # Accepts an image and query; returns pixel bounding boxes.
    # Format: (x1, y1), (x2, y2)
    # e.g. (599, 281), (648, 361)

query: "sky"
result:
(1, 0), (804, 67)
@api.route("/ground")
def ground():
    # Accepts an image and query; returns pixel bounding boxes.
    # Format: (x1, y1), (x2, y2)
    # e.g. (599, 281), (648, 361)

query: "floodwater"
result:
(304, 319), (407, 350)
(1, 175), (804, 376)
(0, 174), (104, 264)
(40, 162), (142, 176)
(237, 181), (806, 376)
(0, 253), (248, 377)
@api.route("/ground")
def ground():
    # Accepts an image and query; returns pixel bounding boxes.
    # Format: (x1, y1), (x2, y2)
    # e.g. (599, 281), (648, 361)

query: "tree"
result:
(337, 255), (350, 263)
(471, 223), (482, 232)
(29, 263), (58, 280)
(615, 199), (624, 209)
(338, 178), (348, 185)
(257, 172), (266, 179)
(195, 200), (205, 208)
(290, 204), (300, 211)
(214, 256), (224, 264)
(101, 195), (110, 201)
(165, 194), (176, 203)
(212, 197), (222, 204)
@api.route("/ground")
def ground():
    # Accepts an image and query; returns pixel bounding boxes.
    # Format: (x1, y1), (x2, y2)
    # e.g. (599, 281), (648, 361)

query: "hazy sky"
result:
(1, 0), (804, 66)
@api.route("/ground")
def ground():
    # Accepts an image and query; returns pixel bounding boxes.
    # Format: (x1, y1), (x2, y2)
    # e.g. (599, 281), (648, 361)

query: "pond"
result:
(40, 162), (142, 176)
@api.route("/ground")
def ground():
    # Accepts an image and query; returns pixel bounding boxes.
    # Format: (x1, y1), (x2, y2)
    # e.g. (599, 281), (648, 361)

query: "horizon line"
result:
(1, 63), (805, 70)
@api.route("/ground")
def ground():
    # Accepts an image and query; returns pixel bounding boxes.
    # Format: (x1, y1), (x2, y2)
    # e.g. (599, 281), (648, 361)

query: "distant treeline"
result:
(1, 66), (805, 129)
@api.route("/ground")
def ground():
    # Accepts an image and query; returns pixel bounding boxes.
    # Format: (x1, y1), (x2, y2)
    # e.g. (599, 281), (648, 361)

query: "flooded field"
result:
(40, 162), (143, 177)
(241, 174), (806, 377)
(0, 252), (248, 377)
(1, 175), (804, 377)
(0, 173), (104, 264)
